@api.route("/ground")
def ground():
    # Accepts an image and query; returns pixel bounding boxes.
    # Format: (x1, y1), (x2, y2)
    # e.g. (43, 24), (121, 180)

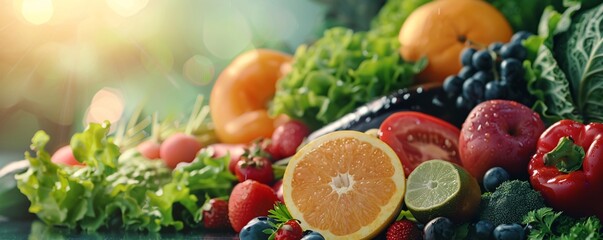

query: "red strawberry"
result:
(275, 219), (304, 240)
(270, 120), (309, 160)
(272, 179), (284, 203)
(228, 180), (279, 232)
(386, 219), (422, 240)
(202, 198), (232, 231)
(235, 154), (274, 185)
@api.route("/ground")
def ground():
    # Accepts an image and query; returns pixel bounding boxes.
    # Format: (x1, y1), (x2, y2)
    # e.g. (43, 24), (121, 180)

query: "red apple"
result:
(459, 100), (545, 181)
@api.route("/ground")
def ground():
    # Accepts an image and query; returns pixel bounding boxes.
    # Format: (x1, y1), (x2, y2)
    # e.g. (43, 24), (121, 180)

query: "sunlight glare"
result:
(106, 0), (148, 17)
(85, 88), (125, 127)
(21, 0), (54, 25)
(183, 55), (214, 86)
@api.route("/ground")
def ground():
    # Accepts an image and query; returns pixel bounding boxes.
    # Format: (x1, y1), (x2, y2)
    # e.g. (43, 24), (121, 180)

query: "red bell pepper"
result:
(528, 119), (603, 219)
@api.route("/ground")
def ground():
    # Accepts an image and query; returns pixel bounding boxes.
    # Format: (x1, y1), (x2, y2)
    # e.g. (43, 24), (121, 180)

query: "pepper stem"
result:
(543, 137), (585, 173)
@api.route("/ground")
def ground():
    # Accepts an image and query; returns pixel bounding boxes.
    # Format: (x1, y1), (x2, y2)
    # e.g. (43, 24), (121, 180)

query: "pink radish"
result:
(160, 133), (202, 169)
(51, 145), (84, 166)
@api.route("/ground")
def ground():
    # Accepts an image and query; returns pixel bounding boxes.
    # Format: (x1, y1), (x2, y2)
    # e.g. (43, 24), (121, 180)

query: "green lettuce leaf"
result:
(523, 3), (584, 125)
(271, 27), (426, 129)
(16, 123), (235, 232)
(555, 2), (603, 123)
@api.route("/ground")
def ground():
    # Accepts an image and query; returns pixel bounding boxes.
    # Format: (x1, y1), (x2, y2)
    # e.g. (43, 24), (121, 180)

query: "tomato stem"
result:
(543, 137), (584, 173)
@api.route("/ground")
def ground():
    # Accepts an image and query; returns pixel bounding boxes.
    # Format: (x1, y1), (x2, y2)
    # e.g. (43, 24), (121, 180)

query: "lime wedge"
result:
(405, 160), (481, 223)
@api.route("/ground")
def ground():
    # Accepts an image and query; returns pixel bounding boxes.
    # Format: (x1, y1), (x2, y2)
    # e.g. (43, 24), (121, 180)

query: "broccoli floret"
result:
(479, 180), (546, 226)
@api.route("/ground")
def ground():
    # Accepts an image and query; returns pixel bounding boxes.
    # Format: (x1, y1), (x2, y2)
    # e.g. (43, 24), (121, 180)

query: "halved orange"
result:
(282, 131), (406, 239)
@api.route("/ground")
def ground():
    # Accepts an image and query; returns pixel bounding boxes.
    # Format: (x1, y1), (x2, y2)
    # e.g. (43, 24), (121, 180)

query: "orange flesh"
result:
(290, 137), (396, 236)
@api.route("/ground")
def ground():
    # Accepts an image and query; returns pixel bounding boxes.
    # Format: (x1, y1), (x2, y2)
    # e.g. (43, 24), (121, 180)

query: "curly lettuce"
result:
(16, 122), (235, 232)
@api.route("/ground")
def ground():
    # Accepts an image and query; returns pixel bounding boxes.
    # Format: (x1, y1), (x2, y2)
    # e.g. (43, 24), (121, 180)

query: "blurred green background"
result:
(0, 0), (385, 164)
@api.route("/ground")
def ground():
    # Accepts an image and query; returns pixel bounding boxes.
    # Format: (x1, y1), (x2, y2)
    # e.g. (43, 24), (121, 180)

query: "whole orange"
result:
(399, 0), (512, 84)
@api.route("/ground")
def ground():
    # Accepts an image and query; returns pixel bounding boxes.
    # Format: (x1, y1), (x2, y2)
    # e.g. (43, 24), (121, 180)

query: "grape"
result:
(462, 78), (485, 101)
(484, 81), (506, 100)
(472, 70), (494, 83)
(488, 42), (504, 53)
(456, 95), (473, 111)
(461, 48), (477, 67)
(470, 220), (495, 240)
(511, 31), (533, 43)
(459, 66), (476, 79)
(501, 58), (523, 83)
(500, 42), (527, 60)
(472, 50), (493, 70)
(443, 75), (464, 97)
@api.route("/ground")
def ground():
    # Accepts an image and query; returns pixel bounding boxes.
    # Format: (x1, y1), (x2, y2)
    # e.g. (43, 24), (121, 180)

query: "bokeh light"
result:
(85, 87), (125, 128)
(183, 55), (215, 86)
(202, 3), (253, 60)
(21, 0), (54, 25)
(106, 0), (148, 17)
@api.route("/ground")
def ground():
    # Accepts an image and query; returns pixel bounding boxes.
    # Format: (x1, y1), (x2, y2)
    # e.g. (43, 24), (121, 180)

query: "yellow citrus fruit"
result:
(404, 159), (481, 223)
(282, 131), (406, 239)
(399, 0), (513, 84)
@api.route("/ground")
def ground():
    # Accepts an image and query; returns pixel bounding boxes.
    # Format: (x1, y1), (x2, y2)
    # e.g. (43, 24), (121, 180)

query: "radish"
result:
(160, 133), (202, 169)
(159, 96), (211, 168)
(51, 145), (84, 166)
(136, 113), (161, 159)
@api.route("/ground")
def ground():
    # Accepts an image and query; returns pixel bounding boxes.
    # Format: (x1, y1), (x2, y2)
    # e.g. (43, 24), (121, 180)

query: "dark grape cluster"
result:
(443, 31), (535, 111)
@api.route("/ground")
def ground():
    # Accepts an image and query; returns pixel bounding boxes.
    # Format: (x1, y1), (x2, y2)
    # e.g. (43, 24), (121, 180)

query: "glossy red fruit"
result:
(136, 140), (161, 159)
(272, 179), (284, 203)
(203, 143), (246, 174)
(202, 198), (232, 231)
(379, 111), (462, 176)
(51, 145), (84, 166)
(159, 133), (203, 169)
(386, 219), (422, 240)
(270, 120), (310, 160)
(235, 156), (274, 185)
(459, 100), (545, 181)
(228, 180), (279, 232)
(275, 220), (304, 240)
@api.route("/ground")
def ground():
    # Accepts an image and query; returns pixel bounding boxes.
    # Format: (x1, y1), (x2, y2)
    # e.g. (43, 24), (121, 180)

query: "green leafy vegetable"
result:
(485, 0), (565, 33)
(370, 0), (431, 37)
(523, 3), (584, 125)
(523, 207), (602, 240)
(16, 122), (235, 232)
(555, 2), (603, 123)
(271, 27), (426, 129)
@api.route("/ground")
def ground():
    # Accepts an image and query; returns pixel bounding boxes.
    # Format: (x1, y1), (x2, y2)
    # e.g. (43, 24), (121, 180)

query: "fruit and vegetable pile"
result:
(2, 0), (603, 239)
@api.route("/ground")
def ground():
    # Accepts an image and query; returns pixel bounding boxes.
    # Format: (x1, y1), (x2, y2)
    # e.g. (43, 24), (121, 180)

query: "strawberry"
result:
(270, 120), (309, 160)
(386, 219), (422, 240)
(275, 220), (304, 240)
(202, 198), (232, 231)
(235, 149), (274, 185)
(229, 180), (279, 232)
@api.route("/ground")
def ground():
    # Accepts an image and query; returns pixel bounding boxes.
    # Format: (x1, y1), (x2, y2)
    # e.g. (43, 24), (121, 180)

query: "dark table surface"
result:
(0, 219), (239, 240)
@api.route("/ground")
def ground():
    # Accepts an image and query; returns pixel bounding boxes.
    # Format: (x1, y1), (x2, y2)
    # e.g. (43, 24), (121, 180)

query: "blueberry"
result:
(461, 48), (477, 67)
(301, 230), (326, 240)
(493, 223), (525, 240)
(483, 167), (510, 192)
(500, 42), (527, 60)
(472, 50), (494, 70)
(462, 78), (485, 101)
(239, 216), (276, 240)
(488, 42), (504, 53)
(501, 58), (524, 83)
(472, 70), (494, 83)
(443, 75), (465, 97)
(484, 81), (507, 100)
(459, 66), (476, 79)
(424, 217), (455, 240)
(511, 31), (533, 44)
(472, 220), (495, 240)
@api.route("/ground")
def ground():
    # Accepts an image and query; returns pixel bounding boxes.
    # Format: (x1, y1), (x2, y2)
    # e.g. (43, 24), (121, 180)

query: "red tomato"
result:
(378, 112), (462, 176)
(210, 49), (292, 144)
(51, 145), (84, 166)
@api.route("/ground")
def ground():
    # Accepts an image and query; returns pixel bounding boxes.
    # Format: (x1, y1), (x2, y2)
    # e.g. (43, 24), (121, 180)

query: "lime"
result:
(404, 159), (481, 223)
